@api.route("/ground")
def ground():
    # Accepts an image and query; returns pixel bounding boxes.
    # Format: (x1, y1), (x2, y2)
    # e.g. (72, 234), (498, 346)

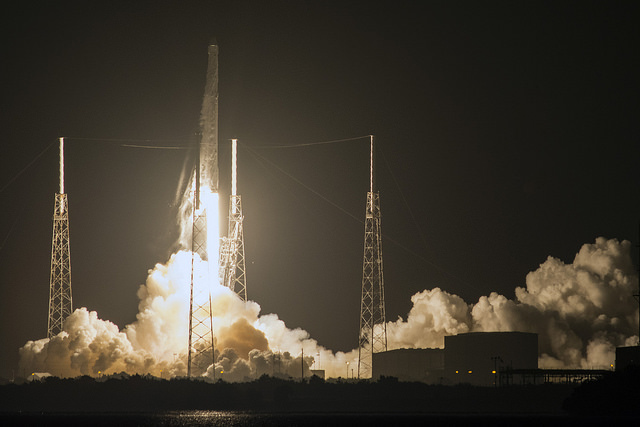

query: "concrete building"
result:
(370, 332), (538, 386)
(372, 348), (444, 383)
(444, 332), (538, 386)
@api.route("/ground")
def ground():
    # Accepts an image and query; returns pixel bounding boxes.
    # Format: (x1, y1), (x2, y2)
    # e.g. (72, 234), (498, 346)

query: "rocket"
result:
(198, 44), (219, 194)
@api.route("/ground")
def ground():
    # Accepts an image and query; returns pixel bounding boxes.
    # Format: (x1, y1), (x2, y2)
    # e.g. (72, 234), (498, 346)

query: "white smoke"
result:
(19, 250), (357, 380)
(388, 237), (639, 369)
(387, 288), (471, 349)
(19, 237), (638, 379)
(19, 163), (360, 381)
(19, 308), (156, 377)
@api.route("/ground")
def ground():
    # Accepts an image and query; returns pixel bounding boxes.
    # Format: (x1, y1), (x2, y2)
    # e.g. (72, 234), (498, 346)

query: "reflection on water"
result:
(0, 411), (624, 427)
(170, 411), (255, 426)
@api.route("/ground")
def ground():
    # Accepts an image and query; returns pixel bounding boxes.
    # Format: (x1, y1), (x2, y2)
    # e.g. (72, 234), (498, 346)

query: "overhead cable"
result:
(256, 135), (372, 149)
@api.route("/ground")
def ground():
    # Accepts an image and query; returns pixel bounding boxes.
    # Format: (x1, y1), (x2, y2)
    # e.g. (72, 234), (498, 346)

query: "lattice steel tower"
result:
(187, 169), (215, 377)
(220, 139), (247, 301)
(48, 137), (73, 338)
(358, 135), (387, 379)
(187, 44), (218, 377)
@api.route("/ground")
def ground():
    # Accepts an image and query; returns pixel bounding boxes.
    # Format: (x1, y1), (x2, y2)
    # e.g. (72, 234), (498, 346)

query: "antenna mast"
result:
(358, 135), (387, 379)
(220, 138), (247, 300)
(47, 137), (73, 338)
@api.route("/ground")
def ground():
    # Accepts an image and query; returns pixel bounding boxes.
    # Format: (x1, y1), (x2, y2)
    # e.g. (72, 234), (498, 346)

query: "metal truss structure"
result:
(48, 138), (73, 339)
(358, 137), (387, 379)
(220, 194), (247, 301)
(187, 183), (215, 377)
(219, 139), (247, 300)
(47, 192), (73, 338)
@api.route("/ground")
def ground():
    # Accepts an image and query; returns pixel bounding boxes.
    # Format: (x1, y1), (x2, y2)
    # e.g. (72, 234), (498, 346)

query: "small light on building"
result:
(492, 370), (496, 374)
(468, 370), (472, 374)
(455, 370), (459, 374)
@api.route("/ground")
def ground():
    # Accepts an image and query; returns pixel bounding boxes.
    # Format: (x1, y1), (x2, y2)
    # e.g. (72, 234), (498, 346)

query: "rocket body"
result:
(199, 44), (219, 192)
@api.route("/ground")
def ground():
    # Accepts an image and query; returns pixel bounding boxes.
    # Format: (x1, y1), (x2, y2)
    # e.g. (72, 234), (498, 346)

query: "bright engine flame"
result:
(176, 175), (221, 304)
(201, 187), (220, 281)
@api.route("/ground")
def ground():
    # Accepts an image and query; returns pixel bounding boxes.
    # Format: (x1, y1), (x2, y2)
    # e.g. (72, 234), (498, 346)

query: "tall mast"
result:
(358, 135), (387, 379)
(220, 138), (247, 301)
(59, 137), (64, 195)
(232, 138), (238, 197)
(369, 134), (373, 193)
(47, 137), (73, 338)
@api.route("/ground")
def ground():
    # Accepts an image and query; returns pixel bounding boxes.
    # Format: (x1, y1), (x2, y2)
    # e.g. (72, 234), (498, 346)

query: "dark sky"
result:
(1, 1), (638, 379)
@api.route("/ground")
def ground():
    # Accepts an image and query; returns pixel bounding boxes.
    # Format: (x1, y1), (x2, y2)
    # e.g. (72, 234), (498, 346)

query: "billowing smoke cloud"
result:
(19, 164), (358, 381)
(388, 237), (639, 369)
(387, 288), (471, 349)
(19, 308), (157, 377)
(19, 237), (638, 379)
(19, 250), (356, 380)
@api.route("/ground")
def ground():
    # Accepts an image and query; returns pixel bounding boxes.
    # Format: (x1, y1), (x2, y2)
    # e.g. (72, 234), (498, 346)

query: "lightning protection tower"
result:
(187, 162), (215, 378)
(187, 44), (218, 377)
(358, 135), (387, 379)
(47, 137), (73, 338)
(220, 139), (247, 301)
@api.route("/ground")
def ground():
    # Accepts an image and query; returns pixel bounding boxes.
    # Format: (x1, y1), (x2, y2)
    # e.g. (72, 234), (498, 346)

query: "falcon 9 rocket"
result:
(199, 44), (219, 194)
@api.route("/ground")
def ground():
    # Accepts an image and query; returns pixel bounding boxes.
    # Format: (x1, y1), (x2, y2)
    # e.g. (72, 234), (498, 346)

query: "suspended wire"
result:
(256, 135), (372, 149)
(63, 136), (193, 150)
(243, 137), (473, 290)
(4, 133), (467, 288)
(0, 140), (56, 193)
(120, 144), (192, 150)
(0, 211), (22, 253)
(62, 136), (193, 144)
(379, 147), (431, 254)
(240, 142), (363, 224)
(1, 136), (191, 193)
(240, 143), (297, 198)
(379, 147), (473, 289)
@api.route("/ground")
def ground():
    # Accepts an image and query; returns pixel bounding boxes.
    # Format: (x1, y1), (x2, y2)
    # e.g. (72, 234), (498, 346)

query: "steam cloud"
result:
(19, 237), (638, 379)
(20, 250), (355, 380)
(387, 237), (639, 369)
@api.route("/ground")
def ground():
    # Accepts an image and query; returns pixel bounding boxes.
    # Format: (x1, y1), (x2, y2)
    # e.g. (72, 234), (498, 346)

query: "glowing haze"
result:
(19, 193), (639, 382)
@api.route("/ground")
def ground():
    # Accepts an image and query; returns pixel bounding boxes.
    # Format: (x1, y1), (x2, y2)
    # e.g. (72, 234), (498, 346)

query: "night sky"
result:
(1, 1), (638, 379)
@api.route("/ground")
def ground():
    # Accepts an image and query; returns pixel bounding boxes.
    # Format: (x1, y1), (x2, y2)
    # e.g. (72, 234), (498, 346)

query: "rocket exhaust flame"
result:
(199, 187), (220, 278)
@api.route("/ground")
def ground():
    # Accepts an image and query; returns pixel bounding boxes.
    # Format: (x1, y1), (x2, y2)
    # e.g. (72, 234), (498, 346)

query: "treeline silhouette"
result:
(0, 374), (586, 414)
(563, 365), (640, 416)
